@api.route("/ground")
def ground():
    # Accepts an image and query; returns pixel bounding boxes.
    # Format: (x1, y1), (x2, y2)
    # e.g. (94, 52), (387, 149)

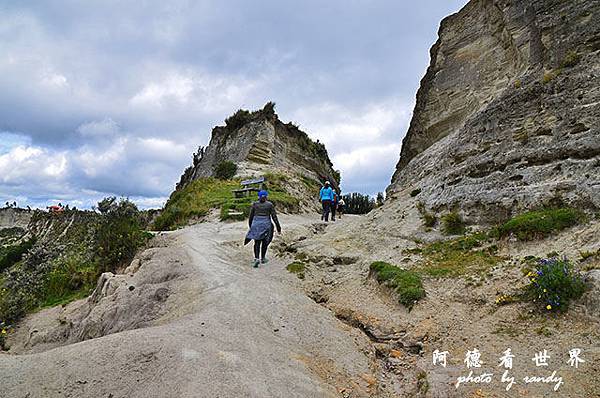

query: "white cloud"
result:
(293, 100), (411, 149)
(290, 99), (411, 193)
(0, 132), (188, 208)
(333, 144), (401, 195)
(130, 73), (195, 106)
(129, 70), (259, 114)
(77, 118), (120, 137)
(0, 145), (68, 185)
(41, 71), (68, 88)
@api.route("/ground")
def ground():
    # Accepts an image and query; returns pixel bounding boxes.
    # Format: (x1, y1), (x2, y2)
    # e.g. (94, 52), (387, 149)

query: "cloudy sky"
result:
(0, 0), (467, 209)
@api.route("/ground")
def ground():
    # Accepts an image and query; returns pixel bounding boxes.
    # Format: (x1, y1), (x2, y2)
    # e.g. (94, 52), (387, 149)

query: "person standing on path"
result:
(319, 181), (334, 222)
(337, 196), (345, 219)
(331, 190), (338, 221)
(244, 190), (281, 268)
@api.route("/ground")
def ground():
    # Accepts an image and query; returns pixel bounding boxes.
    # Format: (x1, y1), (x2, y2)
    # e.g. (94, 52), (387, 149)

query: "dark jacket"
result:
(248, 200), (281, 233)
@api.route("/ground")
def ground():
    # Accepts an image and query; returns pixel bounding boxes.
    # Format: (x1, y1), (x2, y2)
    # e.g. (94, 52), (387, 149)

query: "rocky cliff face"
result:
(388, 0), (600, 224)
(0, 209), (32, 230)
(177, 102), (339, 191)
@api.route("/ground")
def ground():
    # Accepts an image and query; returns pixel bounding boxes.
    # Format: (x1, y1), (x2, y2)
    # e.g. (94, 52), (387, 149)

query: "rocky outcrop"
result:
(388, 0), (600, 224)
(176, 102), (339, 191)
(6, 234), (200, 354)
(0, 208), (32, 230)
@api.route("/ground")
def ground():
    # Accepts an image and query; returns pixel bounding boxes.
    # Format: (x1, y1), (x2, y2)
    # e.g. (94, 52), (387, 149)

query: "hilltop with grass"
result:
(154, 102), (340, 230)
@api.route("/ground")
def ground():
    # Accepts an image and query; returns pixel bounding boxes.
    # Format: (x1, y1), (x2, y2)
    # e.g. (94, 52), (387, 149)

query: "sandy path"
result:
(0, 216), (377, 398)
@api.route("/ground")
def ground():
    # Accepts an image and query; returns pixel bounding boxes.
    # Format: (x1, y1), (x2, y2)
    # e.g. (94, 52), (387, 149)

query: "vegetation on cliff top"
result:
(221, 102), (336, 172)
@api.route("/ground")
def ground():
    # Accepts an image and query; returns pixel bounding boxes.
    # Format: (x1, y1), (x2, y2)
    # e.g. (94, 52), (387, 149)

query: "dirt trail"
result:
(0, 216), (381, 398)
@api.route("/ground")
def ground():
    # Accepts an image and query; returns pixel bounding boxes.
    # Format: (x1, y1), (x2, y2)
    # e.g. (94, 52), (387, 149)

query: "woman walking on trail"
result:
(319, 181), (334, 222)
(245, 190), (281, 268)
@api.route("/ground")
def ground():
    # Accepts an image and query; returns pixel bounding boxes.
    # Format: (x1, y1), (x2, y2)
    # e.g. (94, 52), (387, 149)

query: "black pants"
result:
(322, 200), (331, 222)
(254, 239), (269, 259)
(331, 203), (336, 220)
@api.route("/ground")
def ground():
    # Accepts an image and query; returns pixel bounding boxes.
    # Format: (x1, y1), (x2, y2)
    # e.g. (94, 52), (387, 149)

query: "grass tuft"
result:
(286, 261), (306, 279)
(493, 207), (583, 241)
(417, 233), (500, 278)
(369, 261), (425, 308)
(441, 211), (466, 235)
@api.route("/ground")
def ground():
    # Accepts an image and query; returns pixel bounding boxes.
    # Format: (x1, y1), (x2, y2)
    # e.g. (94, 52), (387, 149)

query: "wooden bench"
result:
(232, 177), (265, 198)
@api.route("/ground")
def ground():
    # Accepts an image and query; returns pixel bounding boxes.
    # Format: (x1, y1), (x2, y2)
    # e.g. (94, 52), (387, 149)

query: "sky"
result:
(0, 0), (468, 209)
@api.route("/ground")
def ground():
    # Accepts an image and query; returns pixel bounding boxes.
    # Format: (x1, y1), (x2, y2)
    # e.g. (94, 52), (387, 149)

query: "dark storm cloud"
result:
(0, 0), (468, 207)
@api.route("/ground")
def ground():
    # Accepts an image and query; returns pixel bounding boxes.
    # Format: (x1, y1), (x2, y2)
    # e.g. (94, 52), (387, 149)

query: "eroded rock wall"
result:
(388, 0), (600, 224)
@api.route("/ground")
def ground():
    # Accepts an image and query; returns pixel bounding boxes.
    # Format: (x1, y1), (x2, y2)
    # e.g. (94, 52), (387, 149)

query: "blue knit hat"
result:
(258, 190), (268, 198)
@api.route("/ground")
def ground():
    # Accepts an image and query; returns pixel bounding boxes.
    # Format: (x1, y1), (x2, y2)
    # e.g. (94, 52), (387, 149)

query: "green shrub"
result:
(410, 188), (421, 197)
(40, 253), (97, 308)
(0, 245), (54, 326)
(0, 238), (36, 272)
(441, 211), (465, 235)
(224, 102), (276, 131)
(369, 261), (425, 308)
(225, 109), (252, 130)
(494, 207), (583, 241)
(96, 197), (149, 273)
(286, 261), (306, 279)
(214, 161), (238, 180)
(525, 257), (586, 311)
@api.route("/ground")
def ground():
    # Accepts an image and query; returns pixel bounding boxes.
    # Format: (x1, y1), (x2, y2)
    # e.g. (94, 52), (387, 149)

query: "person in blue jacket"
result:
(319, 181), (334, 222)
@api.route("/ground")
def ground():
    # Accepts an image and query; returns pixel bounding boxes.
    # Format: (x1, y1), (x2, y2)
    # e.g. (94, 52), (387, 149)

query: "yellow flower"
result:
(1, 329), (6, 335)
(546, 305), (552, 310)
(543, 289), (547, 293)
